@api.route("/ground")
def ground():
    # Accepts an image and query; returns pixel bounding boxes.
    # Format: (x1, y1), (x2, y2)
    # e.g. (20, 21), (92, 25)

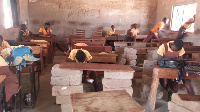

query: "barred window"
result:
(3, 0), (19, 29)
(171, 3), (197, 32)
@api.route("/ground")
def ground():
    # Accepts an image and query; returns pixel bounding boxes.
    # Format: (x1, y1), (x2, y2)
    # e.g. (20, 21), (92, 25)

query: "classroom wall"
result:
(155, 0), (200, 46)
(0, 0), (29, 40)
(28, 0), (158, 41)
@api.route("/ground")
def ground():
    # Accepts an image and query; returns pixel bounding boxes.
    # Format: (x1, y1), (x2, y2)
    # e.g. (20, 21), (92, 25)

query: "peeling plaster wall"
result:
(156, 0), (200, 46)
(0, 0), (29, 40)
(28, 0), (158, 41)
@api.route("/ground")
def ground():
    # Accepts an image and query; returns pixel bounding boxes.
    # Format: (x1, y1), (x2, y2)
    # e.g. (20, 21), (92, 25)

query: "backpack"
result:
(158, 58), (200, 84)
(158, 58), (186, 84)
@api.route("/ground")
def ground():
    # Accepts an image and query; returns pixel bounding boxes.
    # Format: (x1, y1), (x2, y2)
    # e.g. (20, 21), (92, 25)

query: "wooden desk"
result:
(90, 53), (117, 63)
(105, 36), (124, 41)
(74, 46), (112, 53)
(70, 38), (106, 46)
(60, 62), (133, 72)
(135, 35), (147, 42)
(114, 30), (126, 35)
(147, 66), (200, 110)
(66, 53), (117, 63)
(71, 90), (144, 112)
(22, 36), (55, 63)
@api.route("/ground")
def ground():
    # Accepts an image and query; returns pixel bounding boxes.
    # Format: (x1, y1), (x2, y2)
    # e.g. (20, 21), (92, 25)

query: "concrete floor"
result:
(19, 50), (169, 112)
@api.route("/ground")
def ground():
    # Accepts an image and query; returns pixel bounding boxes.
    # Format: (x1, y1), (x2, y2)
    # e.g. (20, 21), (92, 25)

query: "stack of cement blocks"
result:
(123, 47), (137, 66)
(146, 49), (158, 60)
(114, 42), (128, 62)
(51, 64), (83, 112)
(168, 93), (200, 112)
(114, 42), (146, 63)
(102, 71), (134, 96)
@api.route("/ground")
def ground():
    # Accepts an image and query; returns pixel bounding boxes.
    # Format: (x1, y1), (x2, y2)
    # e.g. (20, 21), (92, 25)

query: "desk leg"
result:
(147, 71), (159, 110)
(17, 67), (22, 111)
(29, 65), (35, 107)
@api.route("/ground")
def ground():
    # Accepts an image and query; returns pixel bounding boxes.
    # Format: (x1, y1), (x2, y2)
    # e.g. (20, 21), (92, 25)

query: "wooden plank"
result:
(105, 36), (124, 41)
(71, 90), (144, 112)
(91, 53), (117, 63)
(136, 35), (147, 39)
(70, 38), (106, 46)
(114, 30), (126, 35)
(75, 29), (85, 37)
(178, 94), (200, 101)
(66, 53), (117, 63)
(92, 29), (102, 37)
(0, 75), (6, 83)
(155, 65), (200, 79)
(59, 62), (134, 72)
(75, 46), (112, 53)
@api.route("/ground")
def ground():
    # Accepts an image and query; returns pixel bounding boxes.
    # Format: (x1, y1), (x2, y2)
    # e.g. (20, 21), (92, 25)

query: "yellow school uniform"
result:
(0, 40), (11, 53)
(108, 29), (115, 36)
(157, 41), (185, 57)
(68, 49), (92, 63)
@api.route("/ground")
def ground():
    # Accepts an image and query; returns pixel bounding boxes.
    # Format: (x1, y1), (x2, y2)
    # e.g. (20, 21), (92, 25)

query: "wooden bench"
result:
(147, 66), (200, 110)
(105, 36), (125, 41)
(75, 29), (85, 37)
(70, 38), (106, 46)
(151, 38), (175, 47)
(70, 90), (144, 112)
(93, 29), (102, 37)
(74, 46), (112, 53)
(66, 52), (117, 64)
(135, 35), (147, 42)
(114, 30), (126, 35)
(183, 46), (200, 61)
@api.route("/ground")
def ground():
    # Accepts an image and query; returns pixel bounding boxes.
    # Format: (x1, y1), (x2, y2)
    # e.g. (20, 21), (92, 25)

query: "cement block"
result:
(52, 85), (83, 96)
(122, 54), (127, 58)
(124, 47), (137, 55)
(118, 57), (126, 65)
(115, 47), (124, 54)
(103, 86), (133, 97)
(51, 64), (83, 77)
(56, 95), (71, 104)
(168, 101), (191, 112)
(127, 55), (137, 60)
(51, 76), (70, 86)
(104, 71), (134, 79)
(171, 93), (200, 112)
(102, 78), (132, 89)
(142, 74), (152, 84)
(61, 104), (72, 112)
(147, 49), (158, 60)
(130, 60), (137, 66)
(51, 75), (82, 86)
(140, 84), (163, 99)
(143, 60), (157, 75)
(114, 42), (127, 47)
(133, 43), (146, 47)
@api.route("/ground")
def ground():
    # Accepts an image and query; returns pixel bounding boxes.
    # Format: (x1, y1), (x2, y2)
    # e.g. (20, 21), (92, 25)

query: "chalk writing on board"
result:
(67, 8), (101, 18)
